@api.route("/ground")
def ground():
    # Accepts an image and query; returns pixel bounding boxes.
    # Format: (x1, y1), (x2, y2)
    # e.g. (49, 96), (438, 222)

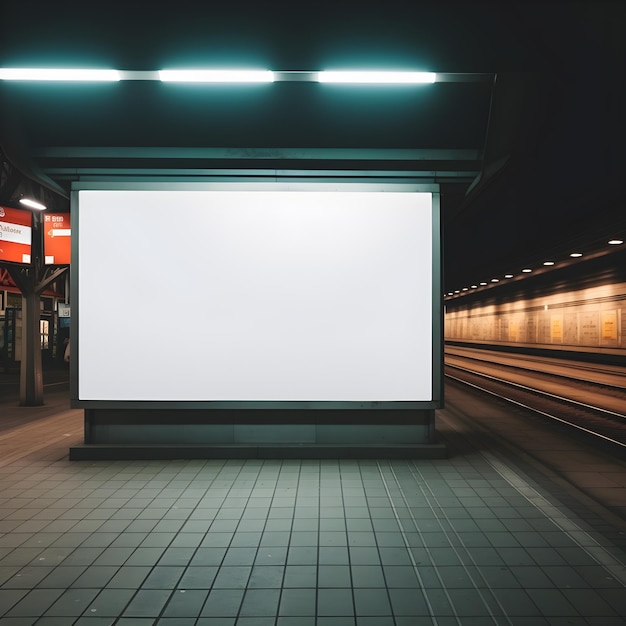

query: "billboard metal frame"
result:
(70, 178), (442, 413)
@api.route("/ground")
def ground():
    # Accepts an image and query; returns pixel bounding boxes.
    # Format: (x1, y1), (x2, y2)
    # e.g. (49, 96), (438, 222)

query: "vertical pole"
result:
(19, 289), (44, 405)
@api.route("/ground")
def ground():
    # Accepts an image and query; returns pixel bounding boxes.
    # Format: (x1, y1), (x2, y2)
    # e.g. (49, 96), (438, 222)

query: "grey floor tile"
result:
(239, 588), (280, 617)
(388, 587), (430, 616)
(1, 565), (53, 588)
(382, 565), (420, 588)
(106, 566), (151, 589)
(348, 547), (380, 566)
(122, 589), (172, 617)
(446, 588), (492, 617)
(177, 566), (218, 589)
(84, 588), (135, 616)
(353, 587), (392, 615)
(279, 588), (316, 616)
(141, 566), (185, 589)
(200, 589), (244, 617)
(74, 617), (116, 625)
(491, 588), (543, 616)
(319, 546), (349, 565)
(317, 588), (354, 616)
(213, 566), (251, 589)
(247, 565), (284, 588)
(161, 589), (209, 617)
(44, 588), (100, 616)
(318, 565), (351, 587)
(70, 566), (119, 588)
(190, 548), (227, 566)
(316, 617), (355, 626)
(4, 588), (64, 617)
(0, 588), (29, 615)
(157, 547), (196, 566)
(277, 617), (315, 626)
(222, 547), (256, 566)
(526, 588), (581, 617)
(283, 565), (316, 588)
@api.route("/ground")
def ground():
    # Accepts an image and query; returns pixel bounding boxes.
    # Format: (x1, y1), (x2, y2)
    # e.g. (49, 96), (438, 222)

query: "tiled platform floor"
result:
(1, 456), (626, 624)
(0, 385), (625, 624)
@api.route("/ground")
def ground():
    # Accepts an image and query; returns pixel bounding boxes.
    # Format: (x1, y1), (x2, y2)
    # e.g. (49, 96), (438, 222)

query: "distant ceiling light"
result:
(490, 278), (499, 283)
(447, 292), (453, 296)
(479, 282), (487, 286)
(19, 198), (47, 210)
(470, 285), (477, 289)
(570, 252), (583, 257)
(543, 261), (555, 266)
(522, 268), (532, 273)
(454, 290), (460, 293)
(608, 239), (624, 245)
(462, 287), (468, 291)
(504, 274), (514, 278)
(159, 69), (275, 83)
(317, 71), (436, 84)
(0, 68), (120, 81)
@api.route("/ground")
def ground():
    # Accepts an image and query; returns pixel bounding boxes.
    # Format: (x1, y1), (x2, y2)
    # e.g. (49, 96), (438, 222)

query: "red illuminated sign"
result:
(0, 205), (33, 264)
(43, 213), (71, 265)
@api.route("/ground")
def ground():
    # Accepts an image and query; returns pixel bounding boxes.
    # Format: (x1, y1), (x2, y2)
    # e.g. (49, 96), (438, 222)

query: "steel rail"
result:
(445, 365), (626, 451)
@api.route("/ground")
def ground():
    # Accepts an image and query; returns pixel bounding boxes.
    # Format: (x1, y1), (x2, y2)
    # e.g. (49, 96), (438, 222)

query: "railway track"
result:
(444, 350), (626, 455)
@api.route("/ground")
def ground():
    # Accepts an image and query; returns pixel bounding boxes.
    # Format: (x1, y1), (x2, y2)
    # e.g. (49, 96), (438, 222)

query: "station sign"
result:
(0, 205), (32, 264)
(43, 213), (71, 265)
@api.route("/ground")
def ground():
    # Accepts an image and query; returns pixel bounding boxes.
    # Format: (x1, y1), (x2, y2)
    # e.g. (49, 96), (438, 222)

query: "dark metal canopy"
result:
(1, 0), (624, 292)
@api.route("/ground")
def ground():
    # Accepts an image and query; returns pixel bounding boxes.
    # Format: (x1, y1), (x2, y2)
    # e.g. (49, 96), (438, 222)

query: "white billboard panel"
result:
(77, 187), (433, 402)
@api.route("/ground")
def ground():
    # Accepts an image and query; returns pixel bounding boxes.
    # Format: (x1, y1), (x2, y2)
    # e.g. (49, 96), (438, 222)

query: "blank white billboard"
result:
(77, 187), (433, 401)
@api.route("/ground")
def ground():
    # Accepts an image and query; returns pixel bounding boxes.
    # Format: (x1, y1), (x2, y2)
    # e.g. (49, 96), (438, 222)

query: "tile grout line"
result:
(375, 459), (465, 626)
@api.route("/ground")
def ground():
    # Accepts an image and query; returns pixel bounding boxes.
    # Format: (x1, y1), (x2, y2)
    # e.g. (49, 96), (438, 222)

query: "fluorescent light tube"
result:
(0, 68), (120, 81)
(317, 71), (436, 84)
(19, 198), (47, 210)
(159, 69), (275, 83)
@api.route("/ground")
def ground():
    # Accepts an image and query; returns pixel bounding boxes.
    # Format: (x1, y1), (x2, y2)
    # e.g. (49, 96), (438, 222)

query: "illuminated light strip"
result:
(0, 68), (120, 81)
(19, 198), (47, 210)
(317, 71), (437, 84)
(0, 68), (448, 84)
(158, 69), (275, 83)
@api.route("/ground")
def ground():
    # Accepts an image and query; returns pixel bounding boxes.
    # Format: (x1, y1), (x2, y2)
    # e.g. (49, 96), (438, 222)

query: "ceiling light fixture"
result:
(504, 274), (514, 278)
(19, 198), (47, 210)
(608, 239), (624, 245)
(0, 68), (120, 81)
(522, 268), (532, 273)
(543, 261), (555, 266)
(570, 252), (583, 257)
(317, 71), (436, 84)
(158, 69), (275, 83)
